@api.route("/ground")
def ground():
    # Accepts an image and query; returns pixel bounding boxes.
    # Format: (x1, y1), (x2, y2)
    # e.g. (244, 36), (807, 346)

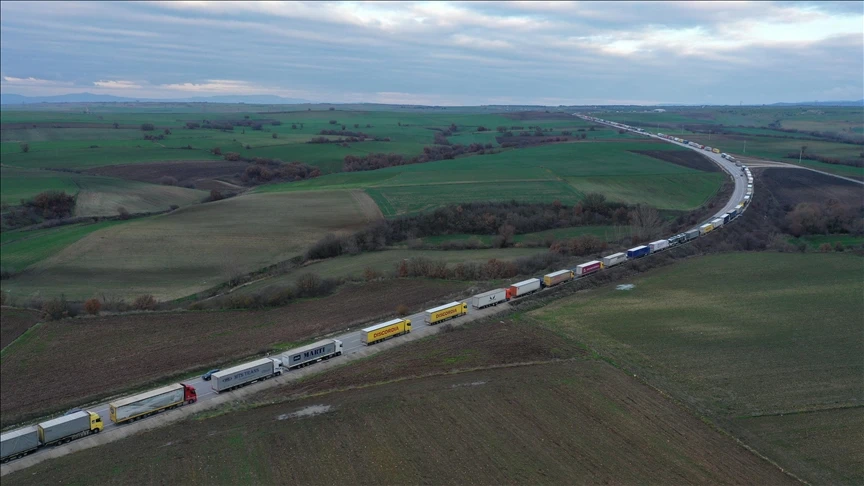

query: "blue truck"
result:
(626, 245), (650, 259)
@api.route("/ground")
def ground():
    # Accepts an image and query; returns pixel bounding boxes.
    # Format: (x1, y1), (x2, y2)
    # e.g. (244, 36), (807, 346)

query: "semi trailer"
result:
(471, 288), (507, 309)
(601, 252), (627, 267)
(211, 358), (283, 393)
(111, 383), (197, 423)
(626, 245), (650, 259)
(543, 269), (573, 287)
(363, 318), (411, 345)
(506, 278), (541, 299)
(1, 411), (103, 463)
(282, 339), (342, 370)
(575, 261), (602, 276)
(425, 302), (468, 325)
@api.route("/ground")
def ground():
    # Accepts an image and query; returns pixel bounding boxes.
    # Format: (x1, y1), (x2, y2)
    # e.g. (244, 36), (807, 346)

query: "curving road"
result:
(1, 114), (750, 475)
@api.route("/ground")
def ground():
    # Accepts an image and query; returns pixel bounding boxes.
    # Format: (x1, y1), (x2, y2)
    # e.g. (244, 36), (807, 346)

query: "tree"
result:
(84, 298), (101, 315)
(208, 189), (224, 201)
(117, 206), (130, 219)
(112, 122), (120, 129)
(496, 224), (516, 248)
(329, 120), (338, 125)
(141, 123), (155, 131)
(629, 204), (663, 242)
(212, 147), (222, 155)
(159, 175), (178, 186)
(818, 242), (832, 253)
(272, 132), (278, 139)
(583, 192), (607, 213)
(19, 143), (29, 153)
(132, 294), (157, 310)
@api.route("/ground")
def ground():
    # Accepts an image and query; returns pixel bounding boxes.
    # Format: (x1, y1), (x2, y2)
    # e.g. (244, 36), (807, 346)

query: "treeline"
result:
(785, 152), (863, 168)
(305, 197), (632, 261)
(221, 153), (321, 184)
(343, 143), (494, 172)
(192, 272), (339, 310)
(2, 190), (75, 229)
(783, 199), (863, 237)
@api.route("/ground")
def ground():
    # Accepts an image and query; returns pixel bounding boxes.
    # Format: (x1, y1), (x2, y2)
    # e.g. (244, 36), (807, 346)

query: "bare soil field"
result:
(0, 279), (468, 426)
(631, 149), (721, 172)
(3, 190), (381, 300)
(758, 167), (863, 206)
(502, 111), (579, 120)
(4, 362), (795, 485)
(83, 160), (248, 188)
(0, 307), (42, 350)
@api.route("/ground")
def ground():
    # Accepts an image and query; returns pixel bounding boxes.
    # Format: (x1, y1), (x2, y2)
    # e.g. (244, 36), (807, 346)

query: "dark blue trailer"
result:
(626, 245), (650, 259)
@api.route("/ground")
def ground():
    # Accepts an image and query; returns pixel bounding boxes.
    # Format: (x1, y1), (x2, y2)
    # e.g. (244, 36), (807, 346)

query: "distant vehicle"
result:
(425, 302), (468, 325)
(362, 318), (411, 345)
(201, 369), (220, 381)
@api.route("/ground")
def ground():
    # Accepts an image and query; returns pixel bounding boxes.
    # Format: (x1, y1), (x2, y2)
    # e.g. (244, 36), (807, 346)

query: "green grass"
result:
(787, 234), (864, 248)
(259, 141), (721, 214)
(531, 252), (864, 485)
(0, 166), (80, 204)
(0, 220), (126, 273)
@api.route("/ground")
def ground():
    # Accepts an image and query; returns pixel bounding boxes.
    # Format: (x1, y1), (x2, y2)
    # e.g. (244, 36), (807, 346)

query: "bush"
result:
(396, 304), (409, 316)
(84, 298), (101, 315)
(42, 295), (70, 320)
(117, 206), (130, 219)
(169, 204), (180, 211)
(20, 142), (29, 153)
(159, 175), (178, 186)
(132, 294), (157, 311)
(818, 242), (833, 253)
(141, 123), (155, 131)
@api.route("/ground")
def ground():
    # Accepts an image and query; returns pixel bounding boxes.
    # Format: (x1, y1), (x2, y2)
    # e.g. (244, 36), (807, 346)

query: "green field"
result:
(531, 252), (864, 485)
(0, 220), (126, 273)
(0, 190), (382, 300)
(260, 141), (725, 214)
(788, 234), (864, 249)
(0, 166), (79, 205)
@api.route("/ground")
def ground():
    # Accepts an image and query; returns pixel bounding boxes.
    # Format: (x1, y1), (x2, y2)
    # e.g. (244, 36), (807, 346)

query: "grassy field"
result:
(788, 234), (864, 249)
(1, 190), (380, 300)
(531, 252), (864, 485)
(0, 220), (126, 273)
(261, 141), (725, 214)
(235, 247), (547, 296)
(3, 318), (794, 485)
(0, 279), (468, 426)
(0, 166), (79, 205)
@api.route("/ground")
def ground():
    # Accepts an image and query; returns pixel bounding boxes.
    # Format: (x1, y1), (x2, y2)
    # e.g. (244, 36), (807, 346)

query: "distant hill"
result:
(768, 100), (864, 107)
(0, 92), (310, 105)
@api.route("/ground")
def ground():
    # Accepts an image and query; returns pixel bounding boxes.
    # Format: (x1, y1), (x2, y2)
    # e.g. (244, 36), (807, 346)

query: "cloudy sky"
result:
(0, 1), (861, 105)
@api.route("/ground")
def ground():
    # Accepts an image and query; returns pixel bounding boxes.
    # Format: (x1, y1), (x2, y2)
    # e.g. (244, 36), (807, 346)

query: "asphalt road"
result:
(1, 114), (750, 473)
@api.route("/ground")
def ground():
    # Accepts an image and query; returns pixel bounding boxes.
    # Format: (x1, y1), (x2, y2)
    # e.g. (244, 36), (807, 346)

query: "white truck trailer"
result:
(211, 357), (283, 393)
(471, 288), (507, 309)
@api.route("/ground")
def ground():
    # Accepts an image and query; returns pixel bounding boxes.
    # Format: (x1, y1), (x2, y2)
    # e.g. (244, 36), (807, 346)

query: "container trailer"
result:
(425, 302), (468, 324)
(711, 217), (725, 228)
(649, 239), (670, 252)
(362, 318), (411, 345)
(471, 288), (507, 309)
(601, 252), (627, 267)
(506, 278), (541, 299)
(575, 261), (602, 276)
(685, 229), (700, 240)
(111, 383), (197, 424)
(626, 245), (650, 259)
(1, 427), (40, 463)
(543, 269), (574, 287)
(38, 411), (102, 446)
(699, 223), (713, 235)
(282, 339), (342, 370)
(211, 358), (283, 393)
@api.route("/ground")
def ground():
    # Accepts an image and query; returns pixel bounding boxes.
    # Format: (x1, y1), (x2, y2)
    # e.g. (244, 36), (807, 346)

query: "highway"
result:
(1, 114), (751, 474)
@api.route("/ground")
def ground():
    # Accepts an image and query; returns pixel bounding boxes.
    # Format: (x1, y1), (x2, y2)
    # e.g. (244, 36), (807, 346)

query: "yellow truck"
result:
(424, 302), (468, 325)
(362, 318), (411, 345)
(712, 148), (720, 154)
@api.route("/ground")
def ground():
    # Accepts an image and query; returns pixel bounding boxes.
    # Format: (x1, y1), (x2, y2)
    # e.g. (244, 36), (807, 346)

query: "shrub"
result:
(84, 298), (102, 315)
(169, 204), (180, 211)
(20, 142), (29, 153)
(132, 294), (157, 310)
(117, 206), (130, 219)
(42, 295), (70, 320)
(834, 241), (845, 252)
(272, 133), (278, 139)
(329, 120), (338, 125)
(396, 304), (409, 316)
(141, 123), (155, 131)
(208, 190), (224, 202)
(159, 175), (178, 186)
(818, 242), (833, 253)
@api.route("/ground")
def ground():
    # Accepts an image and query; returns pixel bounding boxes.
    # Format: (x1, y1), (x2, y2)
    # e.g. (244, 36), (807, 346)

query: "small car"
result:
(201, 369), (220, 381)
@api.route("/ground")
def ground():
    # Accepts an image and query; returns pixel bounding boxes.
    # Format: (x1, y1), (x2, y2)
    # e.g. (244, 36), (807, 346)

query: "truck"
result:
(111, 383), (197, 424)
(543, 269), (573, 287)
(211, 358), (283, 393)
(506, 278), (541, 299)
(699, 223), (713, 235)
(667, 234), (686, 246)
(1, 427), (39, 463)
(425, 302), (468, 325)
(626, 245), (650, 259)
(575, 261), (602, 277)
(684, 229), (700, 241)
(711, 217), (725, 229)
(362, 318), (411, 345)
(471, 288), (507, 309)
(712, 148), (720, 154)
(601, 252), (627, 268)
(282, 339), (342, 370)
(721, 213), (731, 224)
(38, 411), (103, 446)
(649, 239), (670, 253)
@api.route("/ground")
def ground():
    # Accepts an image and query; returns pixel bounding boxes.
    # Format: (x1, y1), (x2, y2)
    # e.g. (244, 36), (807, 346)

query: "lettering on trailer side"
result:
(434, 307), (460, 318)
(373, 325), (401, 339)
(224, 366), (262, 383)
(302, 346), (327, 359)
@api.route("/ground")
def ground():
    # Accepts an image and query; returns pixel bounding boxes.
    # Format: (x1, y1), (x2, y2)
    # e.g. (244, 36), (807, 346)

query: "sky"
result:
(0, 1), (862, 105)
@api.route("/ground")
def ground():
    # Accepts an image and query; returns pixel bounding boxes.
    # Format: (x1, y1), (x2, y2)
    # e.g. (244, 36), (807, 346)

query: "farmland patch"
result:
(82, 160), (249, 188)
(758, 167), (863, 207)
(0, 308), (42, 350)
(630, 149), (720, 172)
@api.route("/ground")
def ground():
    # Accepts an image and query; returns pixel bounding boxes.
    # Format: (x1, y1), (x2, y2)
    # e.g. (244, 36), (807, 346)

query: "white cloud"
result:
(1, 76), (73, 86)
(93, 80), (143, 89)
(450, 34), (512, 50)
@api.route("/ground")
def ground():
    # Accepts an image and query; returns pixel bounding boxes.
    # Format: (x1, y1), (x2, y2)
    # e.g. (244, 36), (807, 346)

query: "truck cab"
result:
(182, 383), (198, 404)
(88, 412), (104, 432)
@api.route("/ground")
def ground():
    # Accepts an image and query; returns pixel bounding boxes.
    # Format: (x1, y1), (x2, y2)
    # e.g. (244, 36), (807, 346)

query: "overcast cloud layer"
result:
(1, 1), (861, 105)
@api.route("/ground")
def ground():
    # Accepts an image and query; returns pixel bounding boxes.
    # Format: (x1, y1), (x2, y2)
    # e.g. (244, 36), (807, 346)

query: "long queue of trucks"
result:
(2, 114), (754, 465)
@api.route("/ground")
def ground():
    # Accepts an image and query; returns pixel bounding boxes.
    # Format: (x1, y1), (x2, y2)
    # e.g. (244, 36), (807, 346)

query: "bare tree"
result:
(629, 205), (664, 242)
